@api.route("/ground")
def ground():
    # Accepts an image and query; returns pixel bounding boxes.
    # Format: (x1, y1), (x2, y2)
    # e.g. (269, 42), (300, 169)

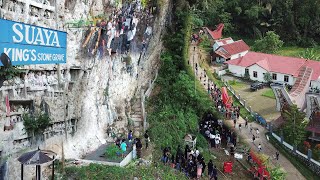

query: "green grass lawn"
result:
(275, 46), (320, 58)
(228, 80), (247, 90)
(261, 89), (276, 99)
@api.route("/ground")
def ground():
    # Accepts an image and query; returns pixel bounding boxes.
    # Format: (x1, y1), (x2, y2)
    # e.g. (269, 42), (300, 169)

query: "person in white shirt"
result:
(209, 133), (215, 148)
(258, 144), (262, 152)
(215, 134), (221, 148)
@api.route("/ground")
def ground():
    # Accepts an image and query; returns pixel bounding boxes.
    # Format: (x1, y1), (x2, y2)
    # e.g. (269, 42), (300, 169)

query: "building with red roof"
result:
(213, 37), (234, 51)
(204, 23), (224, 40)
(225, 51), (320, 88)
(214, 40), (250, 63)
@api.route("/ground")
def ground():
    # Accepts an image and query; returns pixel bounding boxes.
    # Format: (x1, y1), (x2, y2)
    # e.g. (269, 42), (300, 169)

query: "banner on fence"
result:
(0, 18), (67, 66)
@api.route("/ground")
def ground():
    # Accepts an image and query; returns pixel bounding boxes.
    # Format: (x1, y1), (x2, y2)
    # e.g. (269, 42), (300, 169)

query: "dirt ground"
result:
(221, 75), (280, 122)
(209, 145), (253, 179)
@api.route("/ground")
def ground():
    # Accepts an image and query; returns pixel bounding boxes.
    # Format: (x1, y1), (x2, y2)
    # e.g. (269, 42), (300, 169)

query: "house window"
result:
(272, 73), (277, 80)
(253, 71), (258, 78)
(284, 75), (289, 82)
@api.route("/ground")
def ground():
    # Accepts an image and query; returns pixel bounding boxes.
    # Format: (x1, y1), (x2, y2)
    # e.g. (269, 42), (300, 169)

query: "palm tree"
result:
(299, 48), (320, 61)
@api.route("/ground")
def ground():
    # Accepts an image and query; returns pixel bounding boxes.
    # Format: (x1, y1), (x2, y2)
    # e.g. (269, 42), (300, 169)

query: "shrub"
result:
(105, 144), (120, 160)
(23, 113), (51, 138)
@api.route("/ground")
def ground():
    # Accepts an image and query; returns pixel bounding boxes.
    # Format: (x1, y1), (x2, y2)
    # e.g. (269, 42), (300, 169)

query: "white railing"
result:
(271, 133), (320, 167)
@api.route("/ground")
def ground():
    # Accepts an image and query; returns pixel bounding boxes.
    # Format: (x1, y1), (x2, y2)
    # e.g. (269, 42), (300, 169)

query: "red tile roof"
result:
(225, 51), (320, 80)
(215, 40), (250, 58)
(204, 23), (224, 40)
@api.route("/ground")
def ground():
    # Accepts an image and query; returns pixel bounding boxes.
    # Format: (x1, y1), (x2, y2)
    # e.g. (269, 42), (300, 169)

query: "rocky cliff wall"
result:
(0, 0), (170, 179)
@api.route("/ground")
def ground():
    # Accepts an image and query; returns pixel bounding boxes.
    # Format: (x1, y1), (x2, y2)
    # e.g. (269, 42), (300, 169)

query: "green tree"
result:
(253, 31), (284, 53)
(282, 105), (307, 145)
(263, 72), (272, 83)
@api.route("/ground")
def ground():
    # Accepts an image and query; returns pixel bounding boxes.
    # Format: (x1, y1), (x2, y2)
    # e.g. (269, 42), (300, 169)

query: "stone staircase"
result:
(130, 97), (144, 135)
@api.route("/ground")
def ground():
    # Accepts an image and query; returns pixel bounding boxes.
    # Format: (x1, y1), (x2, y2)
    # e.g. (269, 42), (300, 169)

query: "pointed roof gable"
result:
(204, 23), (224, 40)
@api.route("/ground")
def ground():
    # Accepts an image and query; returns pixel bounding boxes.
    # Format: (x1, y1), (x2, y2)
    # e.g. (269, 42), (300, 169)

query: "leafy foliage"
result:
(263, 72), (272, 83)
(268, 165), (287, 180)
(23, 113), (51, 137)
(105, 145), (121, 160)
(299, 48), (320, 61)
(282, 105), (308, 145)
(64, 163), (187, 180)
(191, 0), (320, 46)
(253, 31), (284, 53)
(148, 2), (219, 157)
(0, 66), (22, 82)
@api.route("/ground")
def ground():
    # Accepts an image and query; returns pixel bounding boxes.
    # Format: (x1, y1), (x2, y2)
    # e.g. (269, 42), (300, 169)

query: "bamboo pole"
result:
(91, 28), (102, 54)
(82, 28), (96, 48)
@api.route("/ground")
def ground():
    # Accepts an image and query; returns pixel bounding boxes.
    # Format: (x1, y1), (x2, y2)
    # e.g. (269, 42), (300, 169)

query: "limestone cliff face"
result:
(0, 0), (170, 179)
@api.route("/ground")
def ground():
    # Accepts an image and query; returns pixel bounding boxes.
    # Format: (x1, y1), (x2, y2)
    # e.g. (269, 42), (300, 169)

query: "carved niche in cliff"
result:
(64, 0), (77, 11)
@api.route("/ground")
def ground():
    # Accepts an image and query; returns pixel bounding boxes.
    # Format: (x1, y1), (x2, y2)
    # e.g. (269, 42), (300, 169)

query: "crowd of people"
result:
(114, 130), (150, 159)
(84, 0), (155, 57)
(161, 144), (218, 180)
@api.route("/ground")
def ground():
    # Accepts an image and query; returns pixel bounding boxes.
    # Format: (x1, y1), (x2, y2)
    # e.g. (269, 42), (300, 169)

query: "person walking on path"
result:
(245, 118), (248, 128)
(196, 162), (203, 179)
(256, 128), (260, 138)
(211, 165), (218, 180)
(276, 151), (280, 160)
(208, 160), (213, 177)
(252, 135), (256, 145)
(136, 138), (143, 158)
(239, 123), (242, 132)
(144, 130), (149, 149)
(258, 144), (262, 152)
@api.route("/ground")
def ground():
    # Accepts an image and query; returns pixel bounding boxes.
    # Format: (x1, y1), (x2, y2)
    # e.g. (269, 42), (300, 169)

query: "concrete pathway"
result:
(189, 44), (306, 180)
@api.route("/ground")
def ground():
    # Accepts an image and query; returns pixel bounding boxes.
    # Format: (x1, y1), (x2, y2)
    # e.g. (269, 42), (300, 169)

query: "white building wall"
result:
(228, 64), (245, 77)
(248, 64), (268, 81)
(270, 72), (295, 85)
(311, 80), (320, 89)
(230, 50), (248, 60)
(228, 64), (296, 85)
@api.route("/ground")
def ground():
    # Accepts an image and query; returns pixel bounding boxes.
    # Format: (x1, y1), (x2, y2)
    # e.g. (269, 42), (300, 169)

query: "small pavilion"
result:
(18, 147), (56, 180)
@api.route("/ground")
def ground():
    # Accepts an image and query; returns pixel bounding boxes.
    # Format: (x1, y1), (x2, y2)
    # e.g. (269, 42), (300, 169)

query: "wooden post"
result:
(52, 157), (55, 180)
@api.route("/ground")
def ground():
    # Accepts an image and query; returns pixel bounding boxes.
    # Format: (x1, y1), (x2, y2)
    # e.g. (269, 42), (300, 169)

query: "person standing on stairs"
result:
(128, 130), (133, 147)
(144, 130), (150, 149)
